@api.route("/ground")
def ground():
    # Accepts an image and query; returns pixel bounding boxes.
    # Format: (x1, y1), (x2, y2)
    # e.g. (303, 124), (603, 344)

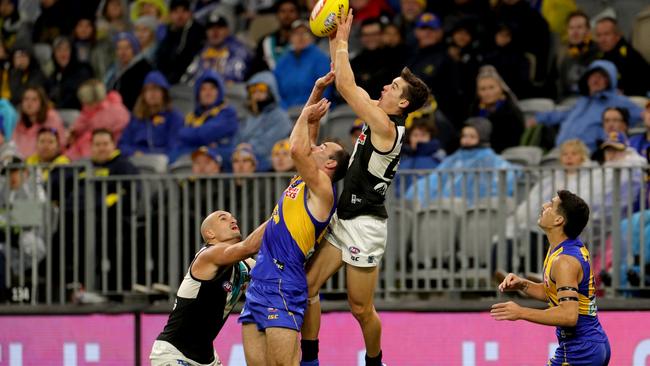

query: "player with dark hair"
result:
(300, 9), (430, 366)
(240, 74), (350, 365)
(491, 190), (610, 366)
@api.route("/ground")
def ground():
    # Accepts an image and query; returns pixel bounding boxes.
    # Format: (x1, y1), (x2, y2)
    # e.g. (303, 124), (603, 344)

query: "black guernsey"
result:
(337, 114), (406, 220)
(157, 245), (251, 364)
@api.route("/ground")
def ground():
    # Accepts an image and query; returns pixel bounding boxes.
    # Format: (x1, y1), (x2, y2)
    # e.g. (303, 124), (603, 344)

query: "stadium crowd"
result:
(0, 0), (650, 301)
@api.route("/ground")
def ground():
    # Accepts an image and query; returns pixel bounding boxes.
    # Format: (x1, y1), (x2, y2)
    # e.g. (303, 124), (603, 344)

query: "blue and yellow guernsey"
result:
(251, 176), (336, 287)
(542, 238), (608, 343)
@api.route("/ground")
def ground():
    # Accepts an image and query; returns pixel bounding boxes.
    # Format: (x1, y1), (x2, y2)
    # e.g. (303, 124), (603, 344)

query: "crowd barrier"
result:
(0, 163), (648, 304)
(0, 311), (649, 365)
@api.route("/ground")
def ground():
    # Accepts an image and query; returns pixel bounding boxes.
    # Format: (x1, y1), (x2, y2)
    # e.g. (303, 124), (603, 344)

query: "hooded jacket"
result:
(274, 44), (332, 109)
(118, 71), (184, 158)
(46, 41), (94, 109)
(235, 71), (292, 171)
(535, 60), (643, 152)
(171, 70), (238, 164)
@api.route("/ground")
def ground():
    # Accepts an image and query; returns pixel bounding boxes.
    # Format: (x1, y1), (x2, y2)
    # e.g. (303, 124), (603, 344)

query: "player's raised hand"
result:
(498, 273), (525, 292)
(490, 301), (522, 321)
(335, 8), (353, 44)
(302, 98), (331, 124)
(315, 71), (335, 90)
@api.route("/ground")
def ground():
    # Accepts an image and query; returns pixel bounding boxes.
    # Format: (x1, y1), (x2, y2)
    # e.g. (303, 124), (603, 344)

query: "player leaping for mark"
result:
(491, 190), (610, 366)
(299, 9), (430, 366)
(239, 73), (350, 365)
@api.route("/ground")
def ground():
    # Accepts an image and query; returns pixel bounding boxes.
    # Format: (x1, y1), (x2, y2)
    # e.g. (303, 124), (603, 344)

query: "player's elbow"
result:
(290, 143), (307, 159)
(562, 311), (579, 327)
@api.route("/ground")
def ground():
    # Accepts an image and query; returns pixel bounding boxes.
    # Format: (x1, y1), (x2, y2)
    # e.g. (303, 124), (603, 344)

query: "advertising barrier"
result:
(1, 312), (649, 365)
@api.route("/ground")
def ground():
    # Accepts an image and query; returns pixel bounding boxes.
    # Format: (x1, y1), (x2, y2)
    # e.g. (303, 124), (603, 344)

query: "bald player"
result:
(150, 211), (268, 366)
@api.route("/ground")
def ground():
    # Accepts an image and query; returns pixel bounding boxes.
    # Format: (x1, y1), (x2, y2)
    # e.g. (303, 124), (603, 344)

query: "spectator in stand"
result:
(351, 18), (396, 100)
(235, 71), (291, 172)
(26, 127), (70, 182)
(66, 79), (130, 160)
(248, 0), (299, 76)
(406, 117), (518, 207)
(394, 0), (427, 48)
(595, 17), (650, 97)
(129, 0), (168, 41)
(105, 31), (153, 110)
(155, 0), (204, 85)
(45, 36), (93, 109)
(191, 146), (221, 175)
(270, 138), (294, 173)
(229, 143), (263, 233)
(550, 10), (598, 101)
(0, 123), (18, 162)
(407, 13), (446, 97)
(183, 12), (251, 84)
(95, 0), (131, 42)
(133, 15), (158, 64)
(469, 65), (524, 153)
(629, 100), (650, 162)
(589, 107), (631, 164)
(0, 97), (17, 140)
(394, 115), (444, 194)
(274, 20), (331, 109)
(350, 0), (394, 24)
(13, 87), (65, 158)
(435, 17), (482, 127)
(482, 22), (532, 99)
(32, 0), (76, 44)
(382, 21), (410, 71)
(494, 0), (551, 90)
(72, 17), (115, 80)
(0, 43), (11, 100)
(528, 60), (642, 152)
(8, 46), (45, 106)
(0, 0), (29, 49)
(171, 70), (238, 166)
(118, 71), (183, 158)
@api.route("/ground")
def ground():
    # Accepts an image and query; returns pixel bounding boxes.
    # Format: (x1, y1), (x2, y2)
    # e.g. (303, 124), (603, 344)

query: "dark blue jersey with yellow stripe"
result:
(251, 176), (336, 287)
(543, 238), (608, 343)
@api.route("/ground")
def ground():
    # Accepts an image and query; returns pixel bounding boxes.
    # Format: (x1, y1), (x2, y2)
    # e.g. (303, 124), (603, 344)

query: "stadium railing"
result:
(0, 163), (648, 305)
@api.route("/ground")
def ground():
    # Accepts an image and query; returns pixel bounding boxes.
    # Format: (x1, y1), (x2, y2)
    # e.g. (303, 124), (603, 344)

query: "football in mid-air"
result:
(309, 0), (349, 37)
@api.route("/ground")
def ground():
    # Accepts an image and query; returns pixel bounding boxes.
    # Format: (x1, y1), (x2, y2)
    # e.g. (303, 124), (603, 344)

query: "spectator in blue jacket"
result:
(235, 71), (292, 172)
(629, 100), (650, 162)
(405, 117), (519, 207)
(528, 60), (642, 152)
(274, 20), (332, 109)
(171, 70), (238, 167)
(182, 12), (252, 83)
(118, 71), (184, 158)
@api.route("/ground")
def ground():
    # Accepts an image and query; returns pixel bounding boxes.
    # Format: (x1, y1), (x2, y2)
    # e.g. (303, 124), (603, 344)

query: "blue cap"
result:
(192, 146), (223, 165)
(415, 13), (441, 29)
(114, 32), (141, 54)
(601, 131), (628, 151)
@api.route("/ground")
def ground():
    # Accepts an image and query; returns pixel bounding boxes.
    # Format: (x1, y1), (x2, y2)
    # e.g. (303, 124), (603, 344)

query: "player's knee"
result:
(348, 301), (374, 322)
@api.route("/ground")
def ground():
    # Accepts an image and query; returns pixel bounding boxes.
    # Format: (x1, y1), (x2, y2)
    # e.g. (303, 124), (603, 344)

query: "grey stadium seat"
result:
(500, 146), (543, 166)
(129, 154), (169, 174)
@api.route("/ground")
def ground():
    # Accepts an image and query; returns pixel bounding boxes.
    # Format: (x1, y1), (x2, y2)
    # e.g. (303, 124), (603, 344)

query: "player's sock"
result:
(301, 339), (319, 362)
(365, 350), (382, 366)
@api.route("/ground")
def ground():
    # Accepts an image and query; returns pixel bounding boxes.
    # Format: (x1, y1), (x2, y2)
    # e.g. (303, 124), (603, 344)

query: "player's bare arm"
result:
(305, 71), (335, 145)
(498, 272), (548, 302)
(290, 99), (335, 221)
(491, 255), (581, 327)
(331, 9), (396, 149)
(193, 220), (269, 279)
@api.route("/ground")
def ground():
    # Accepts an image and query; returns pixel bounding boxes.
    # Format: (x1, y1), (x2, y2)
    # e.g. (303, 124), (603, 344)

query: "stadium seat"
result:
(518, 98), (556, 114)
(170, 84), (194, 116)
(411, 198), (464, 270)
(169, 159), (192, 175)
(225, 82), (251, 120)
(33, 43), (52, 69)
(247, 13), (279, 45)
(57, 109), (80, 129)
(322, 104), (357, 149)
(129, 154), (169, 174)
(539, 148), (561, 167)
(460, 206), (501, 272)
(500, 146), (543, 166)
(557, 96), (579, 111)
(629, 96), (649, 109)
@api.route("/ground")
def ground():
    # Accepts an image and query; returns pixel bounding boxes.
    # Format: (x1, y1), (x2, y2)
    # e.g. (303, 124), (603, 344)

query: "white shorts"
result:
(150, 340), (222, 366)
(324, 212), (387, 267)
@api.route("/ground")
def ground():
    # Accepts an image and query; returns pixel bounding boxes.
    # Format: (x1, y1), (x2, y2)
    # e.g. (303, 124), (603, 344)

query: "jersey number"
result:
(383, 157), (400, 180)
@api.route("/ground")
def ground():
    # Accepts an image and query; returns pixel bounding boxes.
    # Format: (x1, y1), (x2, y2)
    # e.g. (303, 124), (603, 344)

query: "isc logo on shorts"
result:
(268, 314), (279, 320)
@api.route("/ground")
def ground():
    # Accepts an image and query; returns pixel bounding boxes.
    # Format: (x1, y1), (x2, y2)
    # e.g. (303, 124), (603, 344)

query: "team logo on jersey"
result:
(349, 246), (360, 254)
(222, 281), (233, 292)
(368, 256), (375, 264)
(358, 132), (367, 145)
(285, 186), (301, 200)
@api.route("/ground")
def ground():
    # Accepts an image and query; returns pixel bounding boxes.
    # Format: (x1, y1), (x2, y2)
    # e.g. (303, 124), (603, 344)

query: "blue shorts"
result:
(548, 339), (611, 366)
(239, 279), (307, 332)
